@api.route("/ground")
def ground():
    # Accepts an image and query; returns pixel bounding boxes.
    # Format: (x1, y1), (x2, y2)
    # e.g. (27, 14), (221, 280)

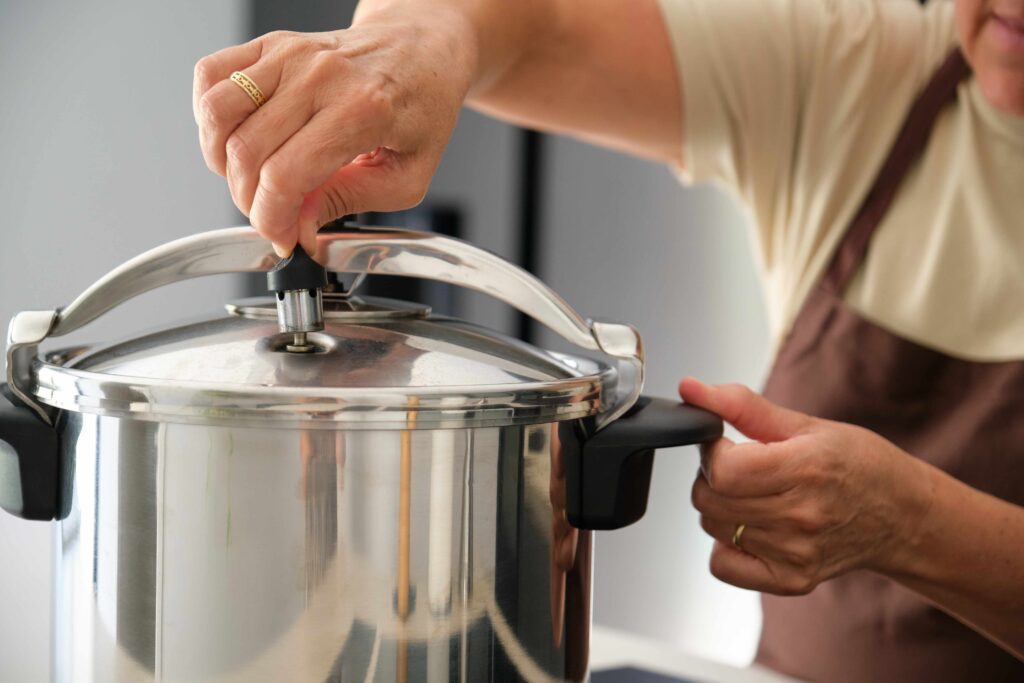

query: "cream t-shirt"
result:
(658, 0), (1024, 361)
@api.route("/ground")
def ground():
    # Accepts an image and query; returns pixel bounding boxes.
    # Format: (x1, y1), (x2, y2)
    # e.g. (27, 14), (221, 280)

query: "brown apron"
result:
(757, 49), (1024, 682)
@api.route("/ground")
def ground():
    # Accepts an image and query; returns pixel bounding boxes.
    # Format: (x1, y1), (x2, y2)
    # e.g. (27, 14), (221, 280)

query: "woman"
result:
(193, 0), (1024, 680)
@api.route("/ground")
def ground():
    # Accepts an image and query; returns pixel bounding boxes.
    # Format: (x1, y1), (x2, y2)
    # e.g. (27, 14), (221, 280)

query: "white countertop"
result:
(591, 626), (799, 683)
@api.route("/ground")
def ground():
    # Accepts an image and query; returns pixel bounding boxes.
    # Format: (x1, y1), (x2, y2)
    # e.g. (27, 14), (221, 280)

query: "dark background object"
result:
(592, 667), (697, 683)
(515, 130), (545, 342)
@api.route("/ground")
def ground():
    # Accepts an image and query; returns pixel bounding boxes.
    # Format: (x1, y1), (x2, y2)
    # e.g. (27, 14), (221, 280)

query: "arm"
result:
(679, 379), (1024, 659)
(890, 467), (1024, 657)
(452, 0), (682, 163)
(193, 0), (682, 255)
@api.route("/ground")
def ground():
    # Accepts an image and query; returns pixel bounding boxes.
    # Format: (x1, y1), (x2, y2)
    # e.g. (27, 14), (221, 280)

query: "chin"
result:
(956, 0), (1024, 117)
(976, 70), (1024, 116)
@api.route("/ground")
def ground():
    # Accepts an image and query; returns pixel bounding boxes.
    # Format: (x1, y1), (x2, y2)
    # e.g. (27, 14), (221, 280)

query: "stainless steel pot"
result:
(1, 226), (721, 682)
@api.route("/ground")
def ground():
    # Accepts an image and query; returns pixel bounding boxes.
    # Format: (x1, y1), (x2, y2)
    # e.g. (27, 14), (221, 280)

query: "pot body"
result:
(52, 411), (591, 682)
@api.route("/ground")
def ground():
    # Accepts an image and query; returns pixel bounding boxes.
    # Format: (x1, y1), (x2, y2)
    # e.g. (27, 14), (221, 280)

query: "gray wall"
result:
(0, 2), (246, 680)
(537, 138), (771, 663)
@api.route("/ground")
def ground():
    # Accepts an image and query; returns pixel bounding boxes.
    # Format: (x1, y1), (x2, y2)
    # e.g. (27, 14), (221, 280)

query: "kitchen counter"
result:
(591, 626), (799, 683)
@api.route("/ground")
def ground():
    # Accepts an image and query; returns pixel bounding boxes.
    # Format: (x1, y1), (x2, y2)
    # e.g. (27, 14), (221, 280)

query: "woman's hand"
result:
(679, 378), (934, 596)
(192, 6), (477, 255)
(193, 0), (682, 256)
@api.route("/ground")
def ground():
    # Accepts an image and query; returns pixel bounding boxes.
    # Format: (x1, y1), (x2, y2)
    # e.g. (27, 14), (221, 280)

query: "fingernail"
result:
(272, 243), (290, 258)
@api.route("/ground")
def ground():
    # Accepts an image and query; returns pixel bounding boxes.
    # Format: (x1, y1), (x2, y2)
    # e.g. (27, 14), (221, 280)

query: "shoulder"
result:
(659, 0), (957, 187)
(656, 0), (955, 71)
(658, 0), (960, 339)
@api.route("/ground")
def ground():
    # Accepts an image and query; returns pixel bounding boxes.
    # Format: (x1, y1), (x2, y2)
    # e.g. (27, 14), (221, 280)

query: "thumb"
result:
(678, 377), (811, 443)
(298, 149), (431, 259)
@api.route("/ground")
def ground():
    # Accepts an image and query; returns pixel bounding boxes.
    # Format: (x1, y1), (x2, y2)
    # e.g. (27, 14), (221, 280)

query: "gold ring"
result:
(229, 71), (267, 108)
(732, 523), (747, 549)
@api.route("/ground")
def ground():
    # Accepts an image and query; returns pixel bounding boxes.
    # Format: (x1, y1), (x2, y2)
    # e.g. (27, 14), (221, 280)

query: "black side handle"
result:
(562, 396), (723, 530)
(0, 384), (60, 521)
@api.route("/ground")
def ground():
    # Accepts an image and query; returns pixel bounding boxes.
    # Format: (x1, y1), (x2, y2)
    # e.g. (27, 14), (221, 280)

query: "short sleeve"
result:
(656, 0), (956, 334)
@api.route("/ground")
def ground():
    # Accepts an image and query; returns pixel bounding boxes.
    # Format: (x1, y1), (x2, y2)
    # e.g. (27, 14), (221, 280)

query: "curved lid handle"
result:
(6, 226), (643, 426)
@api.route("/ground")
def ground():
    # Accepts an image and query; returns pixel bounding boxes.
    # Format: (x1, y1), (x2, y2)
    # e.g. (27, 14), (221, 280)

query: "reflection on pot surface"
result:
(53, 415), (591, 682)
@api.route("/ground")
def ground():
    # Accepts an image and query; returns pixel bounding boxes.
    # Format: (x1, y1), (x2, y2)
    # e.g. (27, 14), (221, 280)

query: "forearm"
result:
(886, 461), (1024, 658)
(353, 0), (556, 98)
(355, 0), (682, 163)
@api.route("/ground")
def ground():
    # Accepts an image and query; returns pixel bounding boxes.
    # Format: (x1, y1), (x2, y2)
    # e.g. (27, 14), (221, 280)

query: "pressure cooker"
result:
(0, 226), (722, 682)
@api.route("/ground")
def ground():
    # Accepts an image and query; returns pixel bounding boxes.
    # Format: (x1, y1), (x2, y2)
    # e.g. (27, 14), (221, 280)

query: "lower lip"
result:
(988, 14), (1024, 55)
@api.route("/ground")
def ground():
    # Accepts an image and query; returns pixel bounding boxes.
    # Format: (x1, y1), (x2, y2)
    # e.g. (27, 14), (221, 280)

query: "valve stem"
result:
(267, 245), (328, 354)
(286, 331), (314, 354)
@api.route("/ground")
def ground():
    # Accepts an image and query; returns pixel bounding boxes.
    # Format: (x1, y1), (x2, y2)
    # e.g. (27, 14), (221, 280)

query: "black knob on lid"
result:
(267, 245), (328, 293)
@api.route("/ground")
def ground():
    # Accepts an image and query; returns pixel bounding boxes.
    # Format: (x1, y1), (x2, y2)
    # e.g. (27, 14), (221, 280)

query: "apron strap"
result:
(822, 48), (972, 295)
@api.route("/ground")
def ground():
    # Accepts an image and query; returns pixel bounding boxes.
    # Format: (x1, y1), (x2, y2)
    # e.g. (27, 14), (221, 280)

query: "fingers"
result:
(691, 471), (792, 521)
(306, 148), (430, 230)
(247, 108), (369, 250)
(694, 521), (782, 592)
(695, 470), (828, 595)
(252, 147), (428, 257)
(698, 515), (787, 565)
(679, 378), (812, 443)
(195, 26), (463, 256)
(700, 514), (820, 595)
(698, 436), (800, 497)
(225, 91), (315, 216)
(707, 541), (802, 594)
(197, 56), (286, 177)
(193, 39), (264, 121)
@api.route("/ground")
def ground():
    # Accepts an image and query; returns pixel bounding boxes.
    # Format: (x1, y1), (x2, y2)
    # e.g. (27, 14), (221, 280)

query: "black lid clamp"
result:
(266, 246), (329, 353)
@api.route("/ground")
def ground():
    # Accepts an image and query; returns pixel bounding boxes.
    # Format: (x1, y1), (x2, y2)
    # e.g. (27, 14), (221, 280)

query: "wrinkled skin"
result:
(678, 379), (932, 596)
(192, 6), (475, 256)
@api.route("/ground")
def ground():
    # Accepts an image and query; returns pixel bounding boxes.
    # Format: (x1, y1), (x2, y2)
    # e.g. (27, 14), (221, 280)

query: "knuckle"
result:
(264, 29), (300, 46)
(788, 505), (827, 534)
(198, 90), (226, 128)
(269, 34), (315, 70)
(307, 48), (347, 81)
(361, 83), (397, 120)
(708, 544), (732, 581)
(194, 55), (217, 85)
(794, 454), (829, 487)
(779, 572), (815, 596)
(782, 542), (816, 570)
(698, 514), (717, 536)
(690, 478), (710, 510)
(201, 152), (221, 175)
(259, 158), (296, 197)
(225, 132), (255, 173)
(707, 462), (736, 493)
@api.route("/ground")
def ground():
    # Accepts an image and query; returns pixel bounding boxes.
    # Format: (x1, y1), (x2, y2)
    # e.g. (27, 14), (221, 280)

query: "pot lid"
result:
(32, 295), (616, 429)
(10, 227), (643, 431)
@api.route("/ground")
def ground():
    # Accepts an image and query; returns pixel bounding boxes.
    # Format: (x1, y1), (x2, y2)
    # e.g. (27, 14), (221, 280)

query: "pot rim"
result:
(32, 351), (615, 430)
